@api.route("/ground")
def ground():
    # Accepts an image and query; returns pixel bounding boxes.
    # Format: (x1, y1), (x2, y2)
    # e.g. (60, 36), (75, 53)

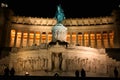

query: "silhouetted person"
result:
(4, 66), (9, 77)
(75, 70), (79, 77)
(81, 68), (86, 78)
(54, 73), (60, 80)
(25, 71), (29, 76)
(54, 73), (59, 77)
(10, 67), (15, 76)
(114, 67), (118, 78)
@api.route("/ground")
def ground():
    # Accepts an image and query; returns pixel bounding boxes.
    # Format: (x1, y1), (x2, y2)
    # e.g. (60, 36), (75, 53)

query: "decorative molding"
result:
(11, 16), (113, 26)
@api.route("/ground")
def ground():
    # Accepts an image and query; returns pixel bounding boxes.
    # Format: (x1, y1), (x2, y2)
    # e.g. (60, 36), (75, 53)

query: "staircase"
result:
(0, 48), (120, 77)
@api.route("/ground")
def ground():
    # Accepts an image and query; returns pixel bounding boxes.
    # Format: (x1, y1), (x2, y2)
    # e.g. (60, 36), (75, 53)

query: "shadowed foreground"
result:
(0, 76), (119, 80)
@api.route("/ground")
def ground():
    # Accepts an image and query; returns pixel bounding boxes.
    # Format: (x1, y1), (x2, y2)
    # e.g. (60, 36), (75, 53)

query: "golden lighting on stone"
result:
(10, 29), (114, 48)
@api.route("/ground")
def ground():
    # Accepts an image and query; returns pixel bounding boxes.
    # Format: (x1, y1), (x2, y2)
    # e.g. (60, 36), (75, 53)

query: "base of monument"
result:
(15, 71), (109, 77)
(1, 45), (119, 77)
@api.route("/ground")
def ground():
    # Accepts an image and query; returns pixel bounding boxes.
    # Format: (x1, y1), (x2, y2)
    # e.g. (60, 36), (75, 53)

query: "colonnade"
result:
(10, 29), (114, 48)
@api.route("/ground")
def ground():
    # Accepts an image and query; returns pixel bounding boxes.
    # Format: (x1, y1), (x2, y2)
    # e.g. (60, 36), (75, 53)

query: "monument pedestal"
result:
(51, 52), (62, 71)
(49, 42), (66, 72)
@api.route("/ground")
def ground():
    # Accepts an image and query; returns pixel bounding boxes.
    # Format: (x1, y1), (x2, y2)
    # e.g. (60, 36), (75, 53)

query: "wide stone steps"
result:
(0, 50), (120, 77)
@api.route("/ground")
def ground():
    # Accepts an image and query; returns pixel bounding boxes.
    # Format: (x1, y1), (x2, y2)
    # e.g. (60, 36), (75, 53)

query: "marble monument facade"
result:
(0, 4), (120, 77)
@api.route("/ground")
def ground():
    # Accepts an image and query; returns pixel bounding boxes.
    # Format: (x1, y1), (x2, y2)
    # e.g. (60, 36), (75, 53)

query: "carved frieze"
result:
(11, 16), (113, 26)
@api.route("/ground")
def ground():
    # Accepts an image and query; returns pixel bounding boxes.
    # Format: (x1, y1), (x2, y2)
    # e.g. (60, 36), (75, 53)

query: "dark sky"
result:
(1, 0), (120, 18)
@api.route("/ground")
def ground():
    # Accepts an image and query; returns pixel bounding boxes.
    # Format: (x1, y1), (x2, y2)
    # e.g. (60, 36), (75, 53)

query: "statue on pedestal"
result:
(52, 4), (67, 42)
(49, 4), (68, 71)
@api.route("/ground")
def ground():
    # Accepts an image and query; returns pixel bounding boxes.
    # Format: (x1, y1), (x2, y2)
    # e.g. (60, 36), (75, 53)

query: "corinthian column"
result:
(82, 32), (84, 46)
(76, 32), (78, 45)
(27, 31), (30, 47)
(20, 31), (23, 47)
(14, 30), (17, 47)
(33, 32), (36, 44)
(94, 32), (97, 48)
(101, 32), (104, 48)
(88, 32), (91, 47)
(39, 32), (42, 45)
(70, 32), (72, 45)
(46, 32), (48, 43)
(107, 31), (110, 48)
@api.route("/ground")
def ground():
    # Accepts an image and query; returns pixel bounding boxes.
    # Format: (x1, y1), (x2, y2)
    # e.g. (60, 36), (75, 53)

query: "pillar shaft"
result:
(88, 32), (91, 47)
(39, 32), (42, 45)
(33, 32), (36, 44)
(82, 32), (84, 46)
(20, 31), (23, 47)
(76, 32), (78, 45)
(101, 32), (104, 48)
(70, 32), (72, 45)
(95, 32), (97, 48)
(46, 32), (48, 43)
(14, 30), (17, 47)
(27, 31), (30, 47)
(107, 31), (110, 48)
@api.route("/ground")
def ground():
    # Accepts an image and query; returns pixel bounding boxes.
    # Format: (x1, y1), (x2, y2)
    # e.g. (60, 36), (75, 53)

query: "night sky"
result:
(1, 0), (120, 18)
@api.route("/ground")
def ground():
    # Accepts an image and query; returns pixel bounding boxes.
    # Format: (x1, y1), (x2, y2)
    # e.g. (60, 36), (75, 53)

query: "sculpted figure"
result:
(52, 4), (67, 42)
(55, 4), (65, 23)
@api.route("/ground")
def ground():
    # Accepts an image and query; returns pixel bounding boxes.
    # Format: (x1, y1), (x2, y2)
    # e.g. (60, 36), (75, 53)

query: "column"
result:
(76, 32), (78, 45)
(88, 32), (91, 47)
(46, 32), (48, 43)
(107, 31), (110, 48)
(82, 32), (84, 46)
(20, 31), (23, 47)
(39, 32), (42, 45)
(101, 32), (104, 48)
(27, 31), (30, 47)
(14, 30), (17, 47)
(33, 31), (36, 44)
(94, 32), (97, 48)
(70, 32), (72, 45)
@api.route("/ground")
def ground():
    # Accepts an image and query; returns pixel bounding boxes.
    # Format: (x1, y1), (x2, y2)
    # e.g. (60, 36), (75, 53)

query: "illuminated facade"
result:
(0, 6), (120, 49)
(1, 12), (118, 49)
(1, 5), (120, 77)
